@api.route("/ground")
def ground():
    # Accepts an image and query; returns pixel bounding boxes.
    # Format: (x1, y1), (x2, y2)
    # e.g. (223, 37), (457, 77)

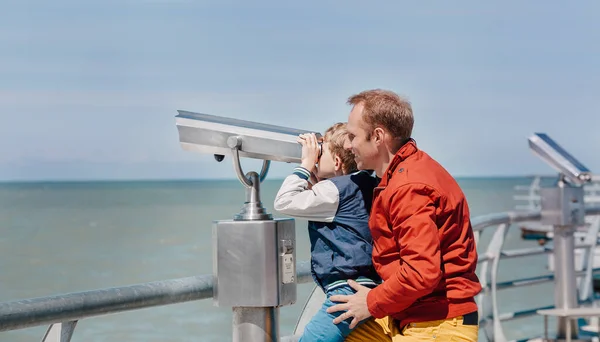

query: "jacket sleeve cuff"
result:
(292, 167), (311, 180)
(367, 287), (387, 319)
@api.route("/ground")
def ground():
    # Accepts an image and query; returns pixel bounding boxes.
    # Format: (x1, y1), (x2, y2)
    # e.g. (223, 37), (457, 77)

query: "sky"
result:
(0, 0), (598, 181)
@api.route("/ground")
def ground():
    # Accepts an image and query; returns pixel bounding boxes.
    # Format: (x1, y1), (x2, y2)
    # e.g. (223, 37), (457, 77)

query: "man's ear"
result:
(373, 127), (385, 145)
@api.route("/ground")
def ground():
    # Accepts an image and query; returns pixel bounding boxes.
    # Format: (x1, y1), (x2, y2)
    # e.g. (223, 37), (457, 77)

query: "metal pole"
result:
(0, 275), (213, 332)
(230, 156), (279, 342)
(233, 307), (279, 342)
(541, 178), (583, 341)
(552, 224), (579, 340)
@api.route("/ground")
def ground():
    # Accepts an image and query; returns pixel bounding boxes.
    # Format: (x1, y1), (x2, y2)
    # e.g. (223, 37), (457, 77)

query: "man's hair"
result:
(347, 89), (414, 142)
(324, 122), (357, 174)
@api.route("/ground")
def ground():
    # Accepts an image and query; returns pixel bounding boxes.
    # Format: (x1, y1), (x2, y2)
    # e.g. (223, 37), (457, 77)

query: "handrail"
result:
(471, 211), (541, 231)
(0, 261), (312, 332)
(1, 208), (600, 339)
(472, 205), (600, 232)
(0, 275), (212, 332)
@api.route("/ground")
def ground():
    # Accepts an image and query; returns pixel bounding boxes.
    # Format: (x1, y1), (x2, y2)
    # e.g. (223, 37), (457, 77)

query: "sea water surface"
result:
(0, 177), (556, 341)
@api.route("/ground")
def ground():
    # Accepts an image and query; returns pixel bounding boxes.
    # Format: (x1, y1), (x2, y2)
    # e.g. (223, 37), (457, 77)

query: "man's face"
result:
(345, 103), (379, 170)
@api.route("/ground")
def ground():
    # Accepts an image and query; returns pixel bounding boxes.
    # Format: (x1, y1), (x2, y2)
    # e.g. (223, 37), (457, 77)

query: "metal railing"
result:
(0, 262), (313, 336)
(1, 207), (599, 342)
(473, 207), (600, 342)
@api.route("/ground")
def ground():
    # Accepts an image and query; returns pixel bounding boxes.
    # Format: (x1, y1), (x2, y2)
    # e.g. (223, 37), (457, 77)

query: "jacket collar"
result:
(379, 139), (418, 187)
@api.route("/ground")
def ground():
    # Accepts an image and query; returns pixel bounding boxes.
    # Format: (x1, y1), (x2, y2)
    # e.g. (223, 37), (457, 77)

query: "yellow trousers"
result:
(346, 315), (478, 342)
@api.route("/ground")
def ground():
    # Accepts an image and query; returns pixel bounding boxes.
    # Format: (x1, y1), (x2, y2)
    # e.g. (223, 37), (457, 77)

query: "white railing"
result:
(473, 209), (600, 342)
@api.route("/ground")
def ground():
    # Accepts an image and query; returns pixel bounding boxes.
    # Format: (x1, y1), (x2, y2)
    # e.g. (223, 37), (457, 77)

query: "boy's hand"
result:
(297, 133), (320, 174)
(309, 172), (319, 185)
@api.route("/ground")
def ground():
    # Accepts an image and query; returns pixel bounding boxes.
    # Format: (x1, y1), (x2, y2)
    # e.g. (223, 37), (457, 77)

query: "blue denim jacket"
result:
(274, 168), (381, 291)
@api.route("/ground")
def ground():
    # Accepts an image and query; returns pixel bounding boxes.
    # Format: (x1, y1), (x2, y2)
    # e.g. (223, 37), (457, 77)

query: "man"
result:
(326, 89), (482, 342)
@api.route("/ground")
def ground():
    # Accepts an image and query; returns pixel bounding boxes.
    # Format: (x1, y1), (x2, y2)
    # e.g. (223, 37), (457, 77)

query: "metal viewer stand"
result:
(175, 110), (322, 342)
(528, 133), (594, 342)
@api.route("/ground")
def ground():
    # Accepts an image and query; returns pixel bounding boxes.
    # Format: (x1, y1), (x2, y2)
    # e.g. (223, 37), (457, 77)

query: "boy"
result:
(274, 122), (380, 341)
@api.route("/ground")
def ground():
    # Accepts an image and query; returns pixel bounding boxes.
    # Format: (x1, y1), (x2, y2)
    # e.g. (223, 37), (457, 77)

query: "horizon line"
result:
(0, 174), (560, 184)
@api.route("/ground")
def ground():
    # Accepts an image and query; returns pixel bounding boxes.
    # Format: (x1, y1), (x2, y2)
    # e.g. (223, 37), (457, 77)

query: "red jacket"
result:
(366, 140), (481, 328)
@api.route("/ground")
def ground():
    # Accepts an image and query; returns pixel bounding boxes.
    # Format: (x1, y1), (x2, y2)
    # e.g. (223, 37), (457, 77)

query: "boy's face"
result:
(316, 141), (337, 179)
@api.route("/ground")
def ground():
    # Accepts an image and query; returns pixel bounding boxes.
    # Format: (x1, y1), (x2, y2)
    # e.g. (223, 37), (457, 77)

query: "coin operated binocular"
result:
(175, 110), (322, 309)
(528, 133), (592, 226)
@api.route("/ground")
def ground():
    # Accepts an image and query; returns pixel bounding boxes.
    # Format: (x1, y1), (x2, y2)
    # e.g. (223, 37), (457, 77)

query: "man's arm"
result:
(273, 166), (339, 222)
(366, 183), (442, 318)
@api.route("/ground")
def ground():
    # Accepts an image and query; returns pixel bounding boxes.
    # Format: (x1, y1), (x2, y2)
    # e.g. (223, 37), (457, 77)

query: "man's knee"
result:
(345, 317), (396, 342)
(399, 314), (478, 342)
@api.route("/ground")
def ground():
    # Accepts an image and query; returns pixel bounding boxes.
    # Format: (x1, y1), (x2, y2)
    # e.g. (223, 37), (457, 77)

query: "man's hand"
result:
(297, 133), (320, 174)
(326, 280), (372, 329)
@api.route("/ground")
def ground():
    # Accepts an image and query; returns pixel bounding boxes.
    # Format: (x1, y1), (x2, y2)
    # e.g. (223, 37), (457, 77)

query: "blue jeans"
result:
(299, 285), (368, 342)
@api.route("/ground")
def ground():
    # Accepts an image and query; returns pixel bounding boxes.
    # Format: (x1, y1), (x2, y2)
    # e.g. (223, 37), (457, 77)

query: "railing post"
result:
(540, 180), (586, 341)
(42, 321), (78, 342)
(212, 139), (297, 342)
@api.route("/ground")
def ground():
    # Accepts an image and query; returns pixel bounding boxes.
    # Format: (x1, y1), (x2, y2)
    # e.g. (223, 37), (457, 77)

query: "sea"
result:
(0, 177), (562, 341)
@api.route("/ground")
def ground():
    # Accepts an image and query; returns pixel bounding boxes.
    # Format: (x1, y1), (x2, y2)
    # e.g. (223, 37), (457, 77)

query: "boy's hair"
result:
(323, 122), (357, 174)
